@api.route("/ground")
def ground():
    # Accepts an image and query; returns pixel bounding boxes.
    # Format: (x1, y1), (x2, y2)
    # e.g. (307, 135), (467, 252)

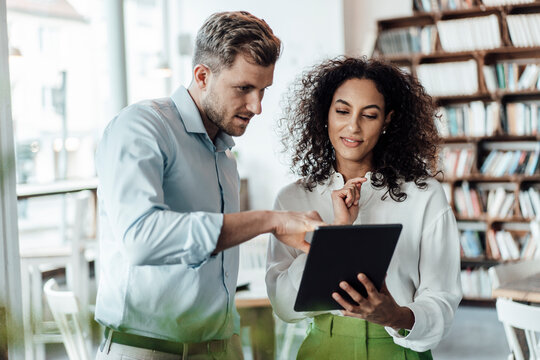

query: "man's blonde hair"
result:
(193, 11), (281, 72)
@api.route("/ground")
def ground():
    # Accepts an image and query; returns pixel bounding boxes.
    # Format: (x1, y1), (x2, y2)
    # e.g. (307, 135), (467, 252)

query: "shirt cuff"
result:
(185, 212), (224, 267)
(385, 303), (427, 346)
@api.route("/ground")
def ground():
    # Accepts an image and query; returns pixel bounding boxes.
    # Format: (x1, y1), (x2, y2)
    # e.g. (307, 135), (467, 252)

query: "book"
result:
(486, 229), (501, 260)
(499, 193), (515, 218)
(528, 187), (540, 218)
(495, 230), (511, 260)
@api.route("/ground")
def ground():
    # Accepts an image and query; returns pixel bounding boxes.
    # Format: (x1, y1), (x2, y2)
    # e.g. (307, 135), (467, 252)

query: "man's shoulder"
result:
(105, 97), (176, 134)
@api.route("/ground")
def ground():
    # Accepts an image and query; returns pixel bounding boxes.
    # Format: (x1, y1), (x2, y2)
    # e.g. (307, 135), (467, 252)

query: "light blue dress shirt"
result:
(94, 86), (241, 342)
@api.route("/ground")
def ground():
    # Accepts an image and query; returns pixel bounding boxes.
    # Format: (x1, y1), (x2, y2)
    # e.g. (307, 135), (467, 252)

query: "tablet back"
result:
(294, 224), (402, 312)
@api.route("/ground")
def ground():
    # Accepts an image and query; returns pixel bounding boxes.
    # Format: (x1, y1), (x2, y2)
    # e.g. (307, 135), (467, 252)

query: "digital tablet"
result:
(294, 224), (402, 312)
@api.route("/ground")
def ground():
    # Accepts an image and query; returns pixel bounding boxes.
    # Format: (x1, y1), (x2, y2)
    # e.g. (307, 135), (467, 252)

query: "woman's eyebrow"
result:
(335, 99), (351, 106)
(362, 104), (381, 110)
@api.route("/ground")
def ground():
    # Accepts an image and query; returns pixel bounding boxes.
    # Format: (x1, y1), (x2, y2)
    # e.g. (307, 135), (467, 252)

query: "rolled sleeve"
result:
(97, 105), (223, 266)
(387, 208), (462, 352)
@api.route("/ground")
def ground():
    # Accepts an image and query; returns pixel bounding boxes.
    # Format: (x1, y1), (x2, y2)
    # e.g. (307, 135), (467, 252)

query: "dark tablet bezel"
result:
(293, 224), (402, 312)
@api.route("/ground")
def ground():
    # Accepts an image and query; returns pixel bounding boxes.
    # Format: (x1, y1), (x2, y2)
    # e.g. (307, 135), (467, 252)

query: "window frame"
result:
(0, 0), (24, 358)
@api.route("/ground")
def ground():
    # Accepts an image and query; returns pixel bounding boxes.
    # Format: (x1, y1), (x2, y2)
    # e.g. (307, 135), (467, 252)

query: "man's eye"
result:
(238, 86), (250, 91)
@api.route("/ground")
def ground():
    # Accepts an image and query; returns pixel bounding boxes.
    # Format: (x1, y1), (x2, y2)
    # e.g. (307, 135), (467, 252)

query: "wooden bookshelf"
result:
(375, 0), (540, 304)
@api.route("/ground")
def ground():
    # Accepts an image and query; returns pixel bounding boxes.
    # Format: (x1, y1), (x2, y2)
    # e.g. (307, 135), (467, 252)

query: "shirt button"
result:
(225, 271), (229, 277)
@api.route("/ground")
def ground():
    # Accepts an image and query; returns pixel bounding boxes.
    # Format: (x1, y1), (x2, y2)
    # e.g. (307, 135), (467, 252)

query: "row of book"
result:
(507, 14), (540, 48)
(461, 267), (492, 299)
(437, 102), (500, 137)
(480, 148), (540, 176)
(440, 148), (475, 178)
(482, 0), (536, 6)
(455, 184), (516, 218)
(519, 188), (540, 219)
(414, 0), (475, 11)
(459, 223), (540, 261)
(455, 184), (540, 219)
(417, 60), (478, 96)
(377, 26), (437, 55)
(486, 225), (540, 260)
(505, 102), (540, 136)
(484, 63), (540, 92)
(437, 15), (501, 52)
(416, 0), (536, 12)
(460, 230), (485, 257)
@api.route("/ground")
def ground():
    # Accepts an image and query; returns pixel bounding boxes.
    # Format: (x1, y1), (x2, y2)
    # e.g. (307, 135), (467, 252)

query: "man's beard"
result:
(202, 91), (247, 137)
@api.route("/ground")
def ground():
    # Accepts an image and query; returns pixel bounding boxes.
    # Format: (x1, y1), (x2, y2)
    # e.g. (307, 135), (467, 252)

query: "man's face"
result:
(201, 55), (275, 137)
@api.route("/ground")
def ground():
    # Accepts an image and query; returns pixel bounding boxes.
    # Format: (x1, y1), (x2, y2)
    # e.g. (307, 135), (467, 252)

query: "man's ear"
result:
(193, 64), (211, 90)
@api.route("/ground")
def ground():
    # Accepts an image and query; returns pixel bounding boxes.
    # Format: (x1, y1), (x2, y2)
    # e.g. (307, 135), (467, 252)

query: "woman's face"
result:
(327, 78), (391, 173)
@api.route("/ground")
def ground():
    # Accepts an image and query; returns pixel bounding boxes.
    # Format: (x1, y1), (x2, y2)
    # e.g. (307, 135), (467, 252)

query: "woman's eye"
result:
(336, 110), (348, 114)
(363, 114), (377, 119)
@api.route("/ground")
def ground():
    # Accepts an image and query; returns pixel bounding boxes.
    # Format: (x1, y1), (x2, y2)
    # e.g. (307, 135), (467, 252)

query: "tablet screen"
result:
(294, 224), (402, 312)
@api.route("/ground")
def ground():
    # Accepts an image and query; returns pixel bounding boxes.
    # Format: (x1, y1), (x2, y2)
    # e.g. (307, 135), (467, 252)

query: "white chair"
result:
(489, 260), (540, 360)
(496, 298), (540, 360)
(19, 190), (96, 359)
(43, 278), (90, 360)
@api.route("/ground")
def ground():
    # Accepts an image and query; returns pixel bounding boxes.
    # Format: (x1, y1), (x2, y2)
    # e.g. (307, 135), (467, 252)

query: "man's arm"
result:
(215, 210), (325, 254)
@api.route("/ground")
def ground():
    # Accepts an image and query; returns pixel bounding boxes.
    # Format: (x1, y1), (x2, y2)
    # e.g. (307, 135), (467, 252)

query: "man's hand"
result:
(331, 177), (367, 225)
(272, 210), (326, 253)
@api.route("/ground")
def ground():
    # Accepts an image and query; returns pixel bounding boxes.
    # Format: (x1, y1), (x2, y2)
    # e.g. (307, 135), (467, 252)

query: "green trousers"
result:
(296, 314), (433, 360)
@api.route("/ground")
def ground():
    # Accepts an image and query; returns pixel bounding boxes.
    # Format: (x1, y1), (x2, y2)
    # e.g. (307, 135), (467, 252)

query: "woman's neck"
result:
(335, 160), (372, 183)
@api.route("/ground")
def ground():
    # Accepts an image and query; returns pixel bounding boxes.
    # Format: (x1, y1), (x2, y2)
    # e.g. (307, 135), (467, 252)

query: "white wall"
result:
(343, 0), (412, 56)
(171, 0), (411, 210)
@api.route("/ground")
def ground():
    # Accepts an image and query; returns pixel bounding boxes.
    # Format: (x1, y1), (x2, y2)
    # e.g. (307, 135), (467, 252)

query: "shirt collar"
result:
(316, 170), (373, 195)
(170, 86), (235, 152)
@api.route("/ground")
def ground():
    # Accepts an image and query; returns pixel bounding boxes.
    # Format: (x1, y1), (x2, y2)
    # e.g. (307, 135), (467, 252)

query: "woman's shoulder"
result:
(401, 176), (448, 204)
(275, 179), (319, 209)
(276, 179), (310, 199)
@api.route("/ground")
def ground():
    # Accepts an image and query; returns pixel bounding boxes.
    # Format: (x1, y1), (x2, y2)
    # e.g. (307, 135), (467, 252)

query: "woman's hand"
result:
(331, 177), (367, 225)
(331, 274), (415, 330)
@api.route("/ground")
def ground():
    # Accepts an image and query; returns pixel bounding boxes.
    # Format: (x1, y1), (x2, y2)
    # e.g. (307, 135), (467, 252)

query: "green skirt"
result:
(296, 314), (433, 360)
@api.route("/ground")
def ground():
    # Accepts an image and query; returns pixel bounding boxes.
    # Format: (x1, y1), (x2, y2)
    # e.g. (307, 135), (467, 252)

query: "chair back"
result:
(43, 278), (90, 360)
(488, 261), (540, 360)
(496, 298), (540, 360)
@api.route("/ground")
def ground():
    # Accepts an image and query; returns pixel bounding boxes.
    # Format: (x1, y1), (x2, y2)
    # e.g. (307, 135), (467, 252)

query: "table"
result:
(492, 272), (540, 303)
(17, 177), (98, 200)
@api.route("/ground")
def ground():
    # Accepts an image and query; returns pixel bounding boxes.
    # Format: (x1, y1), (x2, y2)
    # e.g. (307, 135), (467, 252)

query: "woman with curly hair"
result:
(266, 57), (462, 359)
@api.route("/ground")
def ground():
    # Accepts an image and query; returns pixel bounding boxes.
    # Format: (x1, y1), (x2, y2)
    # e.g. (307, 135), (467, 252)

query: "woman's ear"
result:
(193, 64), (211, 90)
(383, 110), (394, 130)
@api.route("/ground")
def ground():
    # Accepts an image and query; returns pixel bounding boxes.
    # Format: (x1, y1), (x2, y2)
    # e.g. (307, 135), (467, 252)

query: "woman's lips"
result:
(341, 136), (362, 148)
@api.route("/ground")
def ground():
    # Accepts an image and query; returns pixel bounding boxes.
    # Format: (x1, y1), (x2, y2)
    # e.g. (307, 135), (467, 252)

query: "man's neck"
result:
(187, 85), (219, 142)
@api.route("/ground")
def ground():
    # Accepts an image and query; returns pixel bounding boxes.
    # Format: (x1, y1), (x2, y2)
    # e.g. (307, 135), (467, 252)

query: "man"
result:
(94, 11), (324, 359)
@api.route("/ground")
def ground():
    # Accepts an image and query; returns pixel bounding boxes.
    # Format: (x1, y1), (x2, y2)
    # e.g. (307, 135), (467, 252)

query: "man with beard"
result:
(94, 11), (324, 360)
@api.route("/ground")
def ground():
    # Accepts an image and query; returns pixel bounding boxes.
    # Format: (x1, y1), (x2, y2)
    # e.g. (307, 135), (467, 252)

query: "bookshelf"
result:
(374, 0), (540, 305)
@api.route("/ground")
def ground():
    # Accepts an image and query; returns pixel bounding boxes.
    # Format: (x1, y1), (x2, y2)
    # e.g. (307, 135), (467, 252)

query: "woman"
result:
(266, 57), (462, 359)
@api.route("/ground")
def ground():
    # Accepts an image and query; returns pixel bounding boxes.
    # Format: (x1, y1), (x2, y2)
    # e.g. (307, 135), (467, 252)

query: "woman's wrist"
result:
(391, 306), (415, 331)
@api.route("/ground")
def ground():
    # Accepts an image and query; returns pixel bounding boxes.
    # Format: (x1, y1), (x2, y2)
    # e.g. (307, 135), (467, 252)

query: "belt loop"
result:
(105, 328), (113, 355)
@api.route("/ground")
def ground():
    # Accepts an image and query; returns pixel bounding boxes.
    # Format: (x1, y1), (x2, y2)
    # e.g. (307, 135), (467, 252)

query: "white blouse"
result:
(265, 172), (462, 352)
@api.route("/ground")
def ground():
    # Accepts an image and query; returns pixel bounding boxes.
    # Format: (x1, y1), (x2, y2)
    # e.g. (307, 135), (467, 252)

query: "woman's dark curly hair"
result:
(280, 56), (441, 202)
